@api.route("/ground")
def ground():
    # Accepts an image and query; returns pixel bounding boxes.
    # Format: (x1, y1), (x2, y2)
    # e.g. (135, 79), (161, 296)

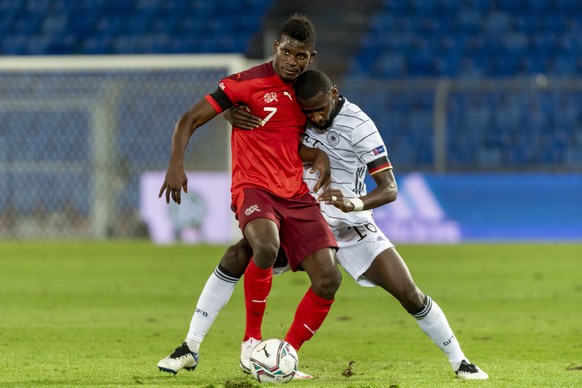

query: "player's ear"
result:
(309, 50), (317, 64)
(331, 85), (339, 99)
(272, 40), (280, 54)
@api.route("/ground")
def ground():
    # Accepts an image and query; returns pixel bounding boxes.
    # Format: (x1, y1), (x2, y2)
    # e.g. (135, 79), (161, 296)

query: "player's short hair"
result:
(279, 13), (316, 48)
(294, 69), (332, 100)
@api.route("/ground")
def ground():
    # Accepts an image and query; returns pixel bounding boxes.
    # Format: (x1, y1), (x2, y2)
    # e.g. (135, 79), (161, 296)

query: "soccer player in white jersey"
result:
(236, 69), (488, 380)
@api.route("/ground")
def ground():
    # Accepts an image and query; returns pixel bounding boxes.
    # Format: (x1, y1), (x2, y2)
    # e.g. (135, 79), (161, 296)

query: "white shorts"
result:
(335, 221), (394, 287)
(274, 220), (394, 287)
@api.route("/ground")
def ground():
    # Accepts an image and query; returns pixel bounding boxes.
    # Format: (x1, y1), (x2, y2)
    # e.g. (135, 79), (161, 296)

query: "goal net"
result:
(0, 54), (249, 241)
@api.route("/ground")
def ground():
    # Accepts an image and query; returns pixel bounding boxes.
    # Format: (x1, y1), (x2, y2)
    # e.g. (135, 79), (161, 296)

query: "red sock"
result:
(284, 288), (334, 351)
(243, 259), (272, 341)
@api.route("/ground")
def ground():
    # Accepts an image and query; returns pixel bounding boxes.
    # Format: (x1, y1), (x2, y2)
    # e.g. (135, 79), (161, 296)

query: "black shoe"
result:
(455, 360), (488, 380)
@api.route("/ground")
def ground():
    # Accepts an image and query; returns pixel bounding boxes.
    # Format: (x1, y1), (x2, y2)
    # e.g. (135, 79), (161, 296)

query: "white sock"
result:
(185, 266), (239, 353)
(413, 296), (467, 371)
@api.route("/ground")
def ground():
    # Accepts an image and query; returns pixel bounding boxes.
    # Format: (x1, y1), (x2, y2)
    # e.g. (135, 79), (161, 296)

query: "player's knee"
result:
(401, 287), (425, 314)
(312, 267), (342, 300)
(220, 240), (252, 277)
(251, 243), (279, 269)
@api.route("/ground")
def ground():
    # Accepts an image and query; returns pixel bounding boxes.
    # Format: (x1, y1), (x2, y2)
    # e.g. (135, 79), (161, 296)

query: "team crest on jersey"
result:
(327, 131), (340, 146)
(264, 92), (278, 103)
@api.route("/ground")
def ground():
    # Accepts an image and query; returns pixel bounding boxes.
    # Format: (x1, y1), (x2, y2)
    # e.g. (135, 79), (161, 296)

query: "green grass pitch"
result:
(1, 241), (581, 387)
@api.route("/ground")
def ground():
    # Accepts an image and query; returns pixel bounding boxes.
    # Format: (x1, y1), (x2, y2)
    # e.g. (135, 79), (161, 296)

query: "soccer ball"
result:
(249, 338), (298, 383)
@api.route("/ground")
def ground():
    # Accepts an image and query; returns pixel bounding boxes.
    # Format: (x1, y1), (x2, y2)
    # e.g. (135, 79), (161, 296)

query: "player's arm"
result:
(320, 162), (397, 212)
(318, 145), (398, 213)
(298, 144), (331, 192)
(159, 98), (219, 204)
(360, 167), (398, 209)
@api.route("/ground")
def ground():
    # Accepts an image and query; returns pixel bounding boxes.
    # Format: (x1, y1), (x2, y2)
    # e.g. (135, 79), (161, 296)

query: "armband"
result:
(348, 197), (364, 212)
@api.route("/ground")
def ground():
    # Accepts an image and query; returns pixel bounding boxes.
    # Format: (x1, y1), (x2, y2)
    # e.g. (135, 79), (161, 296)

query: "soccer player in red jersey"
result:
(157, 15), (340, 378)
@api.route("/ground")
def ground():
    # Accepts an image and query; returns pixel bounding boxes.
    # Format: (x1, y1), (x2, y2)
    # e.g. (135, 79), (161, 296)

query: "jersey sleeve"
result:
(205, 76), (251, 114)
(352, 120), (393, 175)
(205, 86), (233, 113)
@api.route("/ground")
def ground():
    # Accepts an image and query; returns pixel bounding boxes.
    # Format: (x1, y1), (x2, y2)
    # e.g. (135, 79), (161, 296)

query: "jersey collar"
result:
(329, 95), (345, 124)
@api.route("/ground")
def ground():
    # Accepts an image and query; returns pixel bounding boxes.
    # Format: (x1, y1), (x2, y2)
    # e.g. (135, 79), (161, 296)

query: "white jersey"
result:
(302, 96), (392, 250)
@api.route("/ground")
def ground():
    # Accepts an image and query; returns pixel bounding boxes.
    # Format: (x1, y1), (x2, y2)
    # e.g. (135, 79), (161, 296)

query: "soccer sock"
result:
(185, 265), (239, 353)
(412, 295), (467, 371)
(284, 288), (334, 351)
(243, 259), (272, 341)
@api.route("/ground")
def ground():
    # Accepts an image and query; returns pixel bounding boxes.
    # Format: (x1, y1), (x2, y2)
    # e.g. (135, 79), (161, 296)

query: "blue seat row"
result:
(342, 85), (582, 170)
(349, 1), (582, 79)
(0, 0), (272, 55)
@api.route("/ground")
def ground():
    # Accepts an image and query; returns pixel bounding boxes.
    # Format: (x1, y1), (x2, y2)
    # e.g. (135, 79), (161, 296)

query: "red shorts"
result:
(235, 188), (337, 271)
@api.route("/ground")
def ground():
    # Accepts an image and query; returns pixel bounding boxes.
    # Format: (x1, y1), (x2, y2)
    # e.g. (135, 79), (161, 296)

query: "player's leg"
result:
(242, 248), (290, 343)
(184, 240), (252, 350)
(157, 239), (251, 374)
(236, 191), (282, 373)
(275, 193), (340, 353)
(243, 217), (280, 269)
(241, 216), (280, 344)
(362, 247), (488, 380)
(242, 259), (272, 341)
(361, 247), (424, 312)
(237, 189), (287, 339)
(238, 216), (280, 369)
(283, 247), (341, 351)
(239, 251), (273, 373)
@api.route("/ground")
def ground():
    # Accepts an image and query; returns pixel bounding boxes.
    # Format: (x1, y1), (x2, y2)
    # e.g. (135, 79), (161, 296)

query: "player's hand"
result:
(310, 149), (331, 192)
(159, 166), (188, 204)
(318, 189), (355, 213)
(224, 106), (261, 130)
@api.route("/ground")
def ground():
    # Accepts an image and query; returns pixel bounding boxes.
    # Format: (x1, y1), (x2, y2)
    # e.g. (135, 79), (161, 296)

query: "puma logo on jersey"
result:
(244, 205), (260, 216)
(283, 91), (293, 100)
(263, 92), (278, 103)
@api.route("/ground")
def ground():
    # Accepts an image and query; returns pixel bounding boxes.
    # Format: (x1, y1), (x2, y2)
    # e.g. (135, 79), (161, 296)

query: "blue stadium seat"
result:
(1, 0), (272, 55)
(350, 0), (582, 80)
(567, 147), (582, 164)
(373, 53), (407, 78)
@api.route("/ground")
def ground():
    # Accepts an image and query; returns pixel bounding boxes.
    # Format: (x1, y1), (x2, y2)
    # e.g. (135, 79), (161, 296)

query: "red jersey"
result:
(205, 62), (309, 211)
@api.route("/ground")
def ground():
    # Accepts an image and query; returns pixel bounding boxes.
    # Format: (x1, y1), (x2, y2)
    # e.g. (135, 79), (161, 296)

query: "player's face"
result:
(298, 87), (339, 130)
(272, 36), (316, 82)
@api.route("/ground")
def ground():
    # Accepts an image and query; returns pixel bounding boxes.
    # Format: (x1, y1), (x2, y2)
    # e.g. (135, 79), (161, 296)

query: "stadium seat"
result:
(0, 0), (272, 55)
